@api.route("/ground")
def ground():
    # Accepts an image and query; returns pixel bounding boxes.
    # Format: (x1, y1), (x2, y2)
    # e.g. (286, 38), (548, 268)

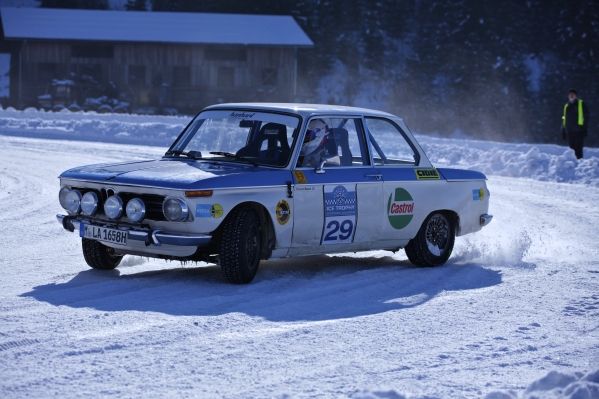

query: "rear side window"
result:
(365, 118), (417, 165)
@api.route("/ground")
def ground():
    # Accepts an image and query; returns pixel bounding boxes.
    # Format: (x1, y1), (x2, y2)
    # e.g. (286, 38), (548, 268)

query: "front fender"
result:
(189, 186), (294, 251)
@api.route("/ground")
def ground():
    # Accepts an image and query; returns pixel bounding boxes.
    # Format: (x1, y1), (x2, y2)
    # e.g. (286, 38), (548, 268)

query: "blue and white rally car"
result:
(57, 103), (492, 284)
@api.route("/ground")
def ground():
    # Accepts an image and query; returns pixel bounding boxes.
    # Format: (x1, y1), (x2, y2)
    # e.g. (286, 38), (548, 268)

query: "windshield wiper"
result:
(165, 150), (203, 159)
(209, 151), (258, 166)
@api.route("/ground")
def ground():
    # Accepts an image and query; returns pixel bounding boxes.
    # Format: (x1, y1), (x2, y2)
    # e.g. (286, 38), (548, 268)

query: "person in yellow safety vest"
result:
(562, 89), (589, 159)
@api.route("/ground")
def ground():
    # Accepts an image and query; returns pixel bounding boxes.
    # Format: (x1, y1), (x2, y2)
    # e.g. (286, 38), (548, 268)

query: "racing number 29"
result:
(323, 219), (354, 242)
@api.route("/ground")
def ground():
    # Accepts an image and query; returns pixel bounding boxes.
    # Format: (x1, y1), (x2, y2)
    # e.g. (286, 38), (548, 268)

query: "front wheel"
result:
(82, 238), (123, 270)
(405, 212), (455, 267)
(218, 207), (262, 284)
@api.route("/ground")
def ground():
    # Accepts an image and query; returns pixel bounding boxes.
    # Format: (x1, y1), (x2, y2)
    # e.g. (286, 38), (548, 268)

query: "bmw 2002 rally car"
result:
(57, 103), (492, 284)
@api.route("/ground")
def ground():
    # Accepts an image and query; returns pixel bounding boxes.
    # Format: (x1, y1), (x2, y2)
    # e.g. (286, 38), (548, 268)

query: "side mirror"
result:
(315, 155), (340, 174)
(315, 159), (327, 174)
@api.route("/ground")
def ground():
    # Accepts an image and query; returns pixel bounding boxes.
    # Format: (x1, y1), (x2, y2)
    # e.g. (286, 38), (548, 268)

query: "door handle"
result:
(365, 174), (382, 181)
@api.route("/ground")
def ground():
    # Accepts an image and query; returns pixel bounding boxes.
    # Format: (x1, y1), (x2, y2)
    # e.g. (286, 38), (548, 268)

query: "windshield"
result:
(166, 110), (301, 167)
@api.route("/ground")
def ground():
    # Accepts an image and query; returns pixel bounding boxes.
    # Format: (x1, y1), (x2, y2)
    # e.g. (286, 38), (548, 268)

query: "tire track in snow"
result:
(0, 338), (40, 352)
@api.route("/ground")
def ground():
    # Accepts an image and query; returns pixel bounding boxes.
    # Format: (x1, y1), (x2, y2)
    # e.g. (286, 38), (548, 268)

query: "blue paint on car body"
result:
(437, 168), (487, 181)
(60, 161), (487, 190)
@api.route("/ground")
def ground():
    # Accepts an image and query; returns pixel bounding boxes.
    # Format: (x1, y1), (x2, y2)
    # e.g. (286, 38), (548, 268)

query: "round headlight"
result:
(104, 195), (124, 219)
(162, 197), (189, 222)
(81, 191), (99, 216)
(126, 198), (146, 223)
(59, 187), (70, 209)
(59, 188), (82, 214)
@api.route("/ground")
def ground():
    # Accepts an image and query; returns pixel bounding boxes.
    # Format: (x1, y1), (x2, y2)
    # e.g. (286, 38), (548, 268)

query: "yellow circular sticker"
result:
(210, 203), (223, 218)
(275, 200), (291, 225)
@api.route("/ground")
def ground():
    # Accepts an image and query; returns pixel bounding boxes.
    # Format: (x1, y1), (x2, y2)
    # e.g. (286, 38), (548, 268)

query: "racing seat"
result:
(237, 123), (290, 165)
(328, 128), (353, 166)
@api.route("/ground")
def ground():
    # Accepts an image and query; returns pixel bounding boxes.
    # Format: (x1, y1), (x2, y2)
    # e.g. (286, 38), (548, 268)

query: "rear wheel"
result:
(405, 212), (455, 267)
(82, 238), (123, 270)
(218, 207), (262, 284)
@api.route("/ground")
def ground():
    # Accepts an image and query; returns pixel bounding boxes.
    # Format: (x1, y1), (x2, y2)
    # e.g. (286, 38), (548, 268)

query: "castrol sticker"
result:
(387, 188), (414, 229)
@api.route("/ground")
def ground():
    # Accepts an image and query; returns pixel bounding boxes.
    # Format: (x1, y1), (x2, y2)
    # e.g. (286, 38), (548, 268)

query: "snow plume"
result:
(452, 228), (532, 268)
(316, 60), (392, 111)
(523, 54), (545, 94)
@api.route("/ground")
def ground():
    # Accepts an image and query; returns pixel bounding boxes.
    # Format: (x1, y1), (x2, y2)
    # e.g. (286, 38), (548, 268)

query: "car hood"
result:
(60, 158), (291, 189)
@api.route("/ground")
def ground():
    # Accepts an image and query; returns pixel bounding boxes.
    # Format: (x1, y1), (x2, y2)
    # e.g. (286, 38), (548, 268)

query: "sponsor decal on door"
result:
(275, 200), (291, 225)
(415, 168), (440, 180)
(321, 184), (357, 244)
(387, 188), (414, 229)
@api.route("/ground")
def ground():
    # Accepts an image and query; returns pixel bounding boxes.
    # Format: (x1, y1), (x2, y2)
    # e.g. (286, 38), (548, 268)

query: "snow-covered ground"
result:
(0, 110), (598, 398)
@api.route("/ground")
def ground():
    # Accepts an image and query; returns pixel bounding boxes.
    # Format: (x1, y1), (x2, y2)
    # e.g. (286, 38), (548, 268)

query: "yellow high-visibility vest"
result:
(563, 99), (584, 127)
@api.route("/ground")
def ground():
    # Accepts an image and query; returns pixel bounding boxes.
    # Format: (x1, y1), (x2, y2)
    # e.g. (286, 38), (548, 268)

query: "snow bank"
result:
(0, 107), (597, 185)
(485, 369), (599, 399)
(0, 107), (187, 146)
(420, 135), (599, 186)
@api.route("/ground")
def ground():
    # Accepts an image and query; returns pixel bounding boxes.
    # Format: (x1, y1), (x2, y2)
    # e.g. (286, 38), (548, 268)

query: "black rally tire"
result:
(218, 207), (262, 284)
(82, 238), (123, 270)
(405, 212), (455, 267)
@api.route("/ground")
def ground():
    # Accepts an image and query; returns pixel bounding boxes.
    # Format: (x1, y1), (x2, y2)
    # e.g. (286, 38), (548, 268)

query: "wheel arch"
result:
(428, 209), (460, 235)
(214, 201), (276, 260)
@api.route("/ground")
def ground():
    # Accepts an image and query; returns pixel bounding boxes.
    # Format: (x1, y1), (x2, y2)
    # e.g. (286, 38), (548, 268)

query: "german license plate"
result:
(80, 224), (127, 246)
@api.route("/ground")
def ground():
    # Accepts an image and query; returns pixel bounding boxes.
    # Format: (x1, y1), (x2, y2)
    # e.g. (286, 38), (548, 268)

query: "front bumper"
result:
(480, 213), (493, 227)
(57, 214), (212, 247)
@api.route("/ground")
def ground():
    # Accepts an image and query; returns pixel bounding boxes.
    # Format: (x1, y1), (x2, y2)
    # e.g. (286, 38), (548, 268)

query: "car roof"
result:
(204, 102), (401, 120)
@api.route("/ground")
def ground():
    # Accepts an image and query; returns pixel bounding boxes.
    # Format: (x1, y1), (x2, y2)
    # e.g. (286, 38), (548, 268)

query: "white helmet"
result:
(301, 119), (328, 157)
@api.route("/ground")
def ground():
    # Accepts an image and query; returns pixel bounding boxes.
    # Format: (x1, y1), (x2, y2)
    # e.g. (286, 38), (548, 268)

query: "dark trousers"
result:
(568, 132), (585, 159)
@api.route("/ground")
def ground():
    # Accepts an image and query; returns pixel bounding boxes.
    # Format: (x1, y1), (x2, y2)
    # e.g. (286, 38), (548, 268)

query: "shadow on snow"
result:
(22, 255), (502, 322)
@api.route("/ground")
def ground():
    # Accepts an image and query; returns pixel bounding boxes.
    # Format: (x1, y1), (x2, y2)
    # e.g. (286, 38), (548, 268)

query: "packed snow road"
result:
(0, 135), (597, 398)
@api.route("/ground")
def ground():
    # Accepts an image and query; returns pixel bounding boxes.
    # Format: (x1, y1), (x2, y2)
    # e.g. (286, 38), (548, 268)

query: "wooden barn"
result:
(0, 7), (313, 113)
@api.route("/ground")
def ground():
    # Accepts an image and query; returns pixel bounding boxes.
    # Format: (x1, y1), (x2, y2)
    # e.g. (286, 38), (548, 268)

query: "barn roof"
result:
(0, 7), (313, 46)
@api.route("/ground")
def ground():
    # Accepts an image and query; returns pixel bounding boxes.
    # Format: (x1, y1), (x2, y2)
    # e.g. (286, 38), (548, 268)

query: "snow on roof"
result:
(0, 7), (313, 46)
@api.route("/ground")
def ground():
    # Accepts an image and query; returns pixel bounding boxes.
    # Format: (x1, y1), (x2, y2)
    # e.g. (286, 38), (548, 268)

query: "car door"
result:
(289, 116), (383, 255)
(364, 117), (441, 242)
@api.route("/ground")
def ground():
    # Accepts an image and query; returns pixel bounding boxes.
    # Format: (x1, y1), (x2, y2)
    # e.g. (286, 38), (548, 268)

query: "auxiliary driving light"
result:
(104, 195), (124, 220)
(80, 191), (99, 216)
(162, 197), (189, 222)
(59, 187), (82, 215)
(126, 198), (146, 223)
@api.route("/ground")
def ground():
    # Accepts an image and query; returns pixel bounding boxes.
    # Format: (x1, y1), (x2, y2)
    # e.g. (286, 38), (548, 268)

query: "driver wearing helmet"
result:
(299, 119), (331, 168)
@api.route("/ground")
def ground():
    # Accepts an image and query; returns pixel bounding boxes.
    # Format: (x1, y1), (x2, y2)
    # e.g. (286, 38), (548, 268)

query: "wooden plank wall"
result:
(18, 41), (297, 110)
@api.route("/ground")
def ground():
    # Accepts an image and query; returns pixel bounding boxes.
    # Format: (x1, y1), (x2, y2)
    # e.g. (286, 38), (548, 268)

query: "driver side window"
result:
(297, 118), (369, 168)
